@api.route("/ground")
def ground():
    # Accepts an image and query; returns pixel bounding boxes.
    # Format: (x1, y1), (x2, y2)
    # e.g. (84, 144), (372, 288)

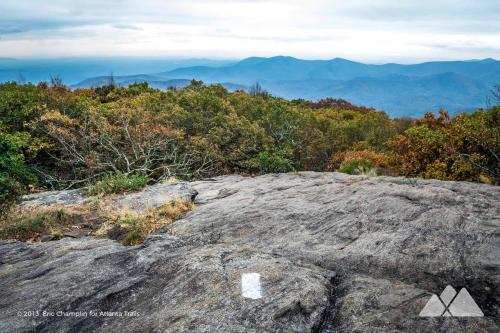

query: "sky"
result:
(0, 0), (499, 63)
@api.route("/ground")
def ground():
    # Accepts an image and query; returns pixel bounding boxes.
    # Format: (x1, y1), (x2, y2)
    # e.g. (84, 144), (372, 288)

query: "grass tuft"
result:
(86, 173), (149, 196)
(0, 210), (65, 241)
(104, 199), (194, 246)
(122, 230), (145, 246)
(1, 194), (194, 246)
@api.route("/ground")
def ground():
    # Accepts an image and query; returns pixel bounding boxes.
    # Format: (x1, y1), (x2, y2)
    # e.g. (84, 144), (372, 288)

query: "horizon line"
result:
(0, 55), (498, 66)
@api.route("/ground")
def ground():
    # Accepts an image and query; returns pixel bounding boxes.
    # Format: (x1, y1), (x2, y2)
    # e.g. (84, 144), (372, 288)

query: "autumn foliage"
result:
(388, 109), (499, 183)
(1, 80), (499, 212)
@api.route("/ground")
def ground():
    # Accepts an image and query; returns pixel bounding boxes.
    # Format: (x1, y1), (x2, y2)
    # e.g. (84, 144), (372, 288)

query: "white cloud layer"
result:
(0, 0), (498, 62)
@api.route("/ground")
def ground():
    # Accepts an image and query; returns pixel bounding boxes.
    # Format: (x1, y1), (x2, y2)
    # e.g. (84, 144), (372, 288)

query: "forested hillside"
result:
(17, 57), (498, 117)
(1, 80), (499, 214)
(155, 57), (500, 116)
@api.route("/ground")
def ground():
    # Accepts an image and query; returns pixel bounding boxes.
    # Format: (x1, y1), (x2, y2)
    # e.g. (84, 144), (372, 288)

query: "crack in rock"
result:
(1, 172), (498, 332)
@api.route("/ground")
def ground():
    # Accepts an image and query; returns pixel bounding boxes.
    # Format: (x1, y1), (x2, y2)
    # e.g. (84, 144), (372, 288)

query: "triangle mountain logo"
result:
(419, 285), (484, 317)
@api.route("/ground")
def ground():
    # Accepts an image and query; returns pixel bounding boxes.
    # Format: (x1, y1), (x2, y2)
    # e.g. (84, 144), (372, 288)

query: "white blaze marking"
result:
(241, 273), (262, 299)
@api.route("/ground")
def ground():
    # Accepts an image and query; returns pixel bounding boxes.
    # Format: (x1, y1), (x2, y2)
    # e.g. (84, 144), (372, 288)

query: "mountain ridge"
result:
(151, 57), (498, 116)
(6, 56), (499, 117)
(159, 56), (498, 82)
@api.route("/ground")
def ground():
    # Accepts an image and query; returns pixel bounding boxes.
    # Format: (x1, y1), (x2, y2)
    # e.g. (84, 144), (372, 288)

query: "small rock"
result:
(40, 235), (54, 242)
(20, 189), (92, 207)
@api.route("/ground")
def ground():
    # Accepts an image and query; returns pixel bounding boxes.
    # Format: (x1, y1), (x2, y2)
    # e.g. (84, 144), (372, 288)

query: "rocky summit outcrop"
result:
(0, 172), (499, 333)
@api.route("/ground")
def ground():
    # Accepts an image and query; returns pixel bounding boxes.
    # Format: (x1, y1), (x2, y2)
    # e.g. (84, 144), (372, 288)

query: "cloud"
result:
(113, 24), (143, 31)
(0, 27), (23, 34)
(0, 0), (498, 61)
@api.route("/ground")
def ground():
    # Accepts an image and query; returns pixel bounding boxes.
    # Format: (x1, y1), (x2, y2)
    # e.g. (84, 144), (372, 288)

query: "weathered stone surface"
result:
(1, 172), (499, 332)
(20, 182), (197, 213)
(20, 189), (92, 207)
(113, 182), (198, 212)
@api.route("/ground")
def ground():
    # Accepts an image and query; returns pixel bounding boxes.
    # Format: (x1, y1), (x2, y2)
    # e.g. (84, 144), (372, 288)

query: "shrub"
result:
(258, 151), (294, 173)
(338, 159), (376, 175)
(388, 107), (499, 183)
(33, 99), (195, 185)
(329, 148), (394, 175)
(0, 176), (24, 216)
(0, 133), (36, 215)
(1, 81), (498, 187)
(86, 173), (149, 196)
(387, 124), (448, 177)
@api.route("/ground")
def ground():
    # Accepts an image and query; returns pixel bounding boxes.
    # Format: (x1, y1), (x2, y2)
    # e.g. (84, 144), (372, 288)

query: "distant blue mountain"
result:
(156, 56), (499, 116)
(0, 57), (235, 85)
(159, 56), (499, 84)
(2, 56), (498, 117)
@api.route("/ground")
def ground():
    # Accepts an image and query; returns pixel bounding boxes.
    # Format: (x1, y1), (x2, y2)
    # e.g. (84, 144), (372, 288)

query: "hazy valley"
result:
(2, 56), (498, 117)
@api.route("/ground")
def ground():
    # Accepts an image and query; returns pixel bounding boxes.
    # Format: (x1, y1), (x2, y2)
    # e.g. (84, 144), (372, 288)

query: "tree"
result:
(492, 85), (500, 104)
(16, 72), (26, 84)
(0, 133), (36, 214)
(33, 94), (216, 186)
(49, 75), (64, 88)
(106, 72), (116, 87)
(249, 82), (269, 97)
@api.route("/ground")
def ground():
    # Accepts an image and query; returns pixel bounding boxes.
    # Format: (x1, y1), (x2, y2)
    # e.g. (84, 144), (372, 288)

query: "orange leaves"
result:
(31, 94), (193, 183)
(328, 148), (394, 174)
(387, 108), (499, 183)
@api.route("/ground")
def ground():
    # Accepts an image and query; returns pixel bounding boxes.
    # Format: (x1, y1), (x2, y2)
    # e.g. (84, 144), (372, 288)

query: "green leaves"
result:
(85, 174), (149, 196)
(0, 133), (36, 214)
(258, 151), (294, 174)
